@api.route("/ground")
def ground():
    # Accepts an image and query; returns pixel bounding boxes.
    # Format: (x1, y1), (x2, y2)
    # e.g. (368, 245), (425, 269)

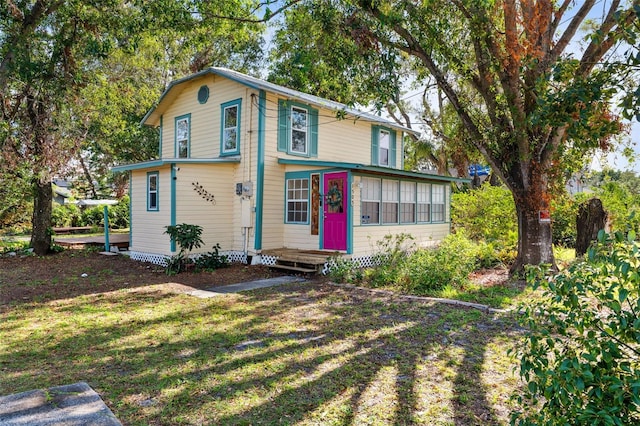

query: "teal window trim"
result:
(284, 171), (311, 225)
(277, 99), (318, 158)
(147, 171), (159, 211)
(220, 98), (242, 156)
(175, 113), (191, 158)
(371, 125), (397, 168)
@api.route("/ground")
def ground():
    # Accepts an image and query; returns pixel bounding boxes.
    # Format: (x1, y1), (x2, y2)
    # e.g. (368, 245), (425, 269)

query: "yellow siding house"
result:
(113, 68), (468, 267)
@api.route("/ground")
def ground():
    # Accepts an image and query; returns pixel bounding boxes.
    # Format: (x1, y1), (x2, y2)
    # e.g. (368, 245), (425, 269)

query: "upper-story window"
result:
(175, 114), (190, 158)
(291, 107), (308, 154)
(379, 130), (390, 166)
(221, 99), (241, 156)
(278, 100), (318, 157)
(371, 126), (396, 167)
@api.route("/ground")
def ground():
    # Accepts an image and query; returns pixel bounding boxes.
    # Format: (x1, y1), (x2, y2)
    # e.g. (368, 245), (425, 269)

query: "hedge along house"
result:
(113, 68), (467, 270)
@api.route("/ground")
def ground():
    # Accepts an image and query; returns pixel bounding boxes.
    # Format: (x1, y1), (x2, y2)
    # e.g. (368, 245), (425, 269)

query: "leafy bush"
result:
(596, 181), (640, 235)
(451, 184), (517, 251)
(51, 203), (82, 228)
(365, 233), (415, 288)
(511, 231), (640, 425)
(81, 206), (106, 228)
(195, 243), (229, 271)
(164, 223), (204, 275)
(327, 256), (363, 283)
(401, 232), (478, 293)
(109, 196), (129, 229)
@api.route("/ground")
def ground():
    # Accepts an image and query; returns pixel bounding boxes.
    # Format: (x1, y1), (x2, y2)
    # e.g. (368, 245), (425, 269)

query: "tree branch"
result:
(548, 0), (595, 66)
(578, 1), (639, 76)
(197, 0), (302, 24)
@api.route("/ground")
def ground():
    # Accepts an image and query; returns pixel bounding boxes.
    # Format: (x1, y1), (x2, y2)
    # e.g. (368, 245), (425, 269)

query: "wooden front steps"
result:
(262, 248), (343, 275)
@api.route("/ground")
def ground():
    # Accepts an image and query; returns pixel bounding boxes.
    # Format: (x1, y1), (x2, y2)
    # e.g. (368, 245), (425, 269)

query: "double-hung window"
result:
(221, 99), (241, 156)
(286, 178), (309, 223)
(400, 181), (416, 223)
(291, 107), (308, 154)
(379, 130), (390, 166)
(277, 100), (318, 157)
(147, 172), (159, 211)
(371, 126), (396, 167)
(175, 114), (190, 158)
(417, 183), (431, 222)
(361, 177), (381, 224)
(382, 180), (399, 224)
(432, 184), (445, 222)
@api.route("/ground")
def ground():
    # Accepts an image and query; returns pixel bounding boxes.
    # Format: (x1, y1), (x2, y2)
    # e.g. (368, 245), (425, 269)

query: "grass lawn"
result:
(1, 253), (525, 425)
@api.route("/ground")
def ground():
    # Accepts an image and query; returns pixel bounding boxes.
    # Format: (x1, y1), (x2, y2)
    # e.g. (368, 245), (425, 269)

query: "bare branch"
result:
(578, 1), (639, 76)
(549, 0), (595, 64)
(197, 0), (302, 24)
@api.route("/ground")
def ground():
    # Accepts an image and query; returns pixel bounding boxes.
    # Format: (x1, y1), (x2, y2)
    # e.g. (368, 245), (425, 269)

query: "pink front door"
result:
(323, 172), (348, 250)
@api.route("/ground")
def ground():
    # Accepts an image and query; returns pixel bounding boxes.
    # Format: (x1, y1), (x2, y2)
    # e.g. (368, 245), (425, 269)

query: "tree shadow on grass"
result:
(0, 280), (526, 425)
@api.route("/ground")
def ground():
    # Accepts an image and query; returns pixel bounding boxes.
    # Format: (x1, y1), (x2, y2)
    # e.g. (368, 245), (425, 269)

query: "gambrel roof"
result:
(142, 67), (417, 136)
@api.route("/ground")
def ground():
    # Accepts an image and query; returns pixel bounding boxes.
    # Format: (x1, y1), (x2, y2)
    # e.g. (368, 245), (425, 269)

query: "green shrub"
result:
(401, 232), (478, 293)
(195, 243), (229, 271)
(80, 206), (105, 227)
(512, 231), (640, 425)
(109, 196), (130, 229)
(597, 181), (640, 235)
(451, 184), (517, 250)
(164, 223), (204, 275)
(51, 203), (82, 228)
(327, 256), (363, 284)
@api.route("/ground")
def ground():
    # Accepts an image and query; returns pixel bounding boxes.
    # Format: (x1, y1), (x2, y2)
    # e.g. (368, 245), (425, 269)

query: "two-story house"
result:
(113, 68), (466, 269)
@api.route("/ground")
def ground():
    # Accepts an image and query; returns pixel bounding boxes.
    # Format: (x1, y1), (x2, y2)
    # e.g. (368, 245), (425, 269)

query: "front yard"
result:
(1, 251), (523, 425)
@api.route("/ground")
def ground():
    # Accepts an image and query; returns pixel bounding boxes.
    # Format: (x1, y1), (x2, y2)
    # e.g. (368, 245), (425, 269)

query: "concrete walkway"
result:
(0, 382), (121, 426)
(187, 275), (308, 298)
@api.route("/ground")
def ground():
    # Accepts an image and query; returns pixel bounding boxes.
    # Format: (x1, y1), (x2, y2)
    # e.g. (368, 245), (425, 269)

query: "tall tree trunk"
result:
(30, 176), (52, 255)
(511, 191), (556, 273)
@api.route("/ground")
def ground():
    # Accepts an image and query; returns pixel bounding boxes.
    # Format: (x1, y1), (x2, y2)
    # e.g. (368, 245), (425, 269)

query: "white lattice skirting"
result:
(129, 250), (252, 266)
(128, 251), (382, 275)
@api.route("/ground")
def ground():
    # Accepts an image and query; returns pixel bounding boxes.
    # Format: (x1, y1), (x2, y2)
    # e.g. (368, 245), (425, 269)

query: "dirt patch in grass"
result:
(0, 250), (296, 306)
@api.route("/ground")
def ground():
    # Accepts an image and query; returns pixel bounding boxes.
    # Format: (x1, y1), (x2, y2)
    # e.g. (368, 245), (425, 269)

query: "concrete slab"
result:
(188, 275), (308, 298)
(0, 382), (121, 426)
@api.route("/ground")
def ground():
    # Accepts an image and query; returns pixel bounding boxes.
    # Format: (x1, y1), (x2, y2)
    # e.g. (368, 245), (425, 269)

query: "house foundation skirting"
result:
(128, 250), (383, 275)
(129, 250), (260, 267)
